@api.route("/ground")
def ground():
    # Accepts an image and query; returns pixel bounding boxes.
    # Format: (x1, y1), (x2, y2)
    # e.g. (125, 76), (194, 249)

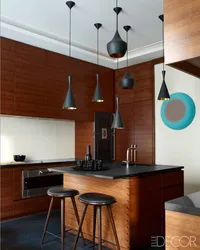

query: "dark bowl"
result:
(13, 155), (26, 162)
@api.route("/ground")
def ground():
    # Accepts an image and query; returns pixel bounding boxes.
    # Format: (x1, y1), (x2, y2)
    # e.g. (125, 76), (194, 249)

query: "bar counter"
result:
(50, 162), (184, 250)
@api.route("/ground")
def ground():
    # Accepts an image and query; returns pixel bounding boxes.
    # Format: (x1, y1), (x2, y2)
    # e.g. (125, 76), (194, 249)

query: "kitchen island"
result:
(50, 162), (184, 250)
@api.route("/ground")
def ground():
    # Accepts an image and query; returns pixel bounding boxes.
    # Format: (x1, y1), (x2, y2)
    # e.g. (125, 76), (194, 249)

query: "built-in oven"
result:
(22, 168), (63, 198)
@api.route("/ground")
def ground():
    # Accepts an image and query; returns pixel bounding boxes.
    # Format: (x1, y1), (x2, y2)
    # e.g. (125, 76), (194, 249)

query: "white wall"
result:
(154, 64), (200, 195)
(0, 115), (75, 162)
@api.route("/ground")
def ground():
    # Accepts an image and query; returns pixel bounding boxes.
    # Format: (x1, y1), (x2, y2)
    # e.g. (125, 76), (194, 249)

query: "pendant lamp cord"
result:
(162, 17), (164, 71)
(116, 0), (118, 31)
(126, 30), (128, 67)
(116, 0), (119, 74)
(97, 27), (99, 65)
(69, 7), (72, 58)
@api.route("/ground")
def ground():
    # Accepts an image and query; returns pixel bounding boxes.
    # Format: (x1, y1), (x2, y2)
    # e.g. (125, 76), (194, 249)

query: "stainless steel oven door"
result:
(22, 168), (63, 198)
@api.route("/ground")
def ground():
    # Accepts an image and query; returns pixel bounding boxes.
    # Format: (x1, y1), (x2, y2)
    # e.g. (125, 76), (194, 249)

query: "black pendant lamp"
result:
(107, 0), (127, 58)
(63, 1), (77, 110)
(92, 23), (104, 102)
(111, 97), (125, 129)
(157, 14), (170, 100)
(121, 25), (135, 89)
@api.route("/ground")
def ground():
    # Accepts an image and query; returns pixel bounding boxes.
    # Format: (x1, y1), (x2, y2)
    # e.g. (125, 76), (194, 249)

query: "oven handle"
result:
(39, 170), (52, 175)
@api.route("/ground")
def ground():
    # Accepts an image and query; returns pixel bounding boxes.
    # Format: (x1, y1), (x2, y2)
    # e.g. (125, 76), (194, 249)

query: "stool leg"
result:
(41, 197), (54, 245)
(72, 204), (88, 250)
(61, 198), (65, 250)
(97, 206), (102, 250)
(107, 205), (120, 250)
(71, 196), (85, 245)
(93, 206), (97, 248)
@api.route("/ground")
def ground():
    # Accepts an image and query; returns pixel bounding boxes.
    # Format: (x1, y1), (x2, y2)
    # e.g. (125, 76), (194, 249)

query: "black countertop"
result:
(0, 158), (79, 168)
(49, 161), (183, 179)
(165, 191), (200, 216)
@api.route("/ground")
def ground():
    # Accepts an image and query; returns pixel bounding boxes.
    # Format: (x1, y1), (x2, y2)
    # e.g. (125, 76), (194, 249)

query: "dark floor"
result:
(0, 210), (110, 250)
(0, 210), (163, 250)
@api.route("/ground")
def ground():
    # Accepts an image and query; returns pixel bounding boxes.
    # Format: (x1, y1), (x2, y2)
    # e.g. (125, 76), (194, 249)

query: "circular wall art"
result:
(161, 92), (196, 130)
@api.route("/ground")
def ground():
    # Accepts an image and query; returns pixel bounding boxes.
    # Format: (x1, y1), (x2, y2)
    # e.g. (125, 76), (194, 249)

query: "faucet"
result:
(123, 145), (137, 167)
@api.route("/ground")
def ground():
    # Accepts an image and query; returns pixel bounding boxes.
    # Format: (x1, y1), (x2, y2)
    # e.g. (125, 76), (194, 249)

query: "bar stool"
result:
(41, 186), (84, 250)
(73, 192), (120, 250)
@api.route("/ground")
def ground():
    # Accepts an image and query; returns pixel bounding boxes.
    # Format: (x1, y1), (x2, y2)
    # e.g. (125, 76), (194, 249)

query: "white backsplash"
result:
(0, 115), (75, 162)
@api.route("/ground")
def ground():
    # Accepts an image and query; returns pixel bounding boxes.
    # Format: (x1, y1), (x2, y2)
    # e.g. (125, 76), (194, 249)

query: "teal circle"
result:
(161, 92), (196, 130)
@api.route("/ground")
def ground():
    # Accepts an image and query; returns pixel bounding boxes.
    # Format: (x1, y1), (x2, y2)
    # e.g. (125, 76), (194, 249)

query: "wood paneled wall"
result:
(75, 59), (163, 162)
(75, 121), (94, 158)
(114, 58), (163, 163)
(0, 37), (114, 121)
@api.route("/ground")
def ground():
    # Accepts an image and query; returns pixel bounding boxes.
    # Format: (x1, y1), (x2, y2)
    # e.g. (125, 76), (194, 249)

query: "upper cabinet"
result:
(0, 38), (114, 121)
(114, 59), (161, 164)
(164, 0), (200, 78)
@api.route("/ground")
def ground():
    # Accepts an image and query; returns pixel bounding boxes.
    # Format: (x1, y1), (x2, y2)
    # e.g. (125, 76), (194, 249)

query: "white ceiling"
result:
(0, 0), (164, 69)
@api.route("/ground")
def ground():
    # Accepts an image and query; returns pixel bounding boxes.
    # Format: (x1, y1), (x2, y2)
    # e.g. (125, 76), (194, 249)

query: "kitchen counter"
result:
(0, 158), (79, 168)
(165, 191), (200, 216)
(59, 162), (184, 249)
(49, 161), (184, 179)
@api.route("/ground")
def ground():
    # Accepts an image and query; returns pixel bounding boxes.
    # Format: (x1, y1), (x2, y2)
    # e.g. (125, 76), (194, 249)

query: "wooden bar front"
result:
(64, 170), (183, 250)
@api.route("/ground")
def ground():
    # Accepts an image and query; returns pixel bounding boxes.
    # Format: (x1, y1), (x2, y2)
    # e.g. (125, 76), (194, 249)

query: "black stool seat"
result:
(47, 186), (79, 198)
(79, 192), (116, 205)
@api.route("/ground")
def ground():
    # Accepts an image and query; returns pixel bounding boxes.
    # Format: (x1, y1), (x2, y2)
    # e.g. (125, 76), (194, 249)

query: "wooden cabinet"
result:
(115, 59), (160, 163)
(164, 0), (200, 78)
(0, 162), (74, 221)
(130, 170), (184, 249)
(75, 121), (94, 158)
(160, 170), (184, 235)
(134, 99), (154, 164)
(0, 37), (114, 121)
(0, 168), (14, 219)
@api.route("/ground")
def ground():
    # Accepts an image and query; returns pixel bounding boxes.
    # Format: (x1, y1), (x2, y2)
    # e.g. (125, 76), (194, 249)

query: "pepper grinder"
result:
(85, 145), (92, 161)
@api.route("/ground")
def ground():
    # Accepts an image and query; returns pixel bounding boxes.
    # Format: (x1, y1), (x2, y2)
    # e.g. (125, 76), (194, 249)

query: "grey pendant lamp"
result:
(157, 14), (170, 100)
(121, 25), (135, 89)
(107, 0), (127, 58)
(63, 1), (77, 110)
(111, 97), (125, 129)
(92, 23), (104, 102)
